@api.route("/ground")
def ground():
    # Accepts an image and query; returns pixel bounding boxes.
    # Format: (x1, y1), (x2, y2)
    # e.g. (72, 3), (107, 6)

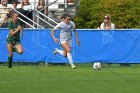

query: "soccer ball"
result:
(93, 62), (101, 70)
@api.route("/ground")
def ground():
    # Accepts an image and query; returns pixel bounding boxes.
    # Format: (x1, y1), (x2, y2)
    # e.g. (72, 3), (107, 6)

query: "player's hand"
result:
(76, 40), (80, 46)
(16, 27), (20, 31)
(54, 38), (58, 43)
(18, 26), (22, 31)
(16, 26), (22, 31)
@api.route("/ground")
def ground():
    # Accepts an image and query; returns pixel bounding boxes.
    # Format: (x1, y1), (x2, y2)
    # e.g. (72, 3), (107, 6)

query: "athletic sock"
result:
(67, 53), (73, 65)
(57, 49), (64, 56)
(8, 56), (12, 68)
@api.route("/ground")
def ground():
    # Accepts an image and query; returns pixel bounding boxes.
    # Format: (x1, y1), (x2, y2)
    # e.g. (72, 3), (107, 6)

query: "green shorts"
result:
(6, 37), (21, 45)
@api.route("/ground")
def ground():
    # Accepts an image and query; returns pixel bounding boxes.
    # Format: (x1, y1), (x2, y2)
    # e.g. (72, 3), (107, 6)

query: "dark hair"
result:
(62, 14), (70, 19)
(12, 0), (18, 5)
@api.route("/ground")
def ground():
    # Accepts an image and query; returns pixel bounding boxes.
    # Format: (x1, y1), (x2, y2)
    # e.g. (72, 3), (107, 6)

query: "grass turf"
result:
(0, 64), (140, 93)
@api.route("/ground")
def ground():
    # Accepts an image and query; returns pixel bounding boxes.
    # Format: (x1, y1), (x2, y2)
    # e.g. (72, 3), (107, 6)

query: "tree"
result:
(74, 0), (140, 29)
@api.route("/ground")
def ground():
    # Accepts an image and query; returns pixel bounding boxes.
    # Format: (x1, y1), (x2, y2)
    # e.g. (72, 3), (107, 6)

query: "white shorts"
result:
(60, 38), (72, 47)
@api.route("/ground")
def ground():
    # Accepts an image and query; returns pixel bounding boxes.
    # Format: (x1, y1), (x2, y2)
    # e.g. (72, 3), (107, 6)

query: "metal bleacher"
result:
(48, 0), (75, 15)
(0, 0), (80, 28)
(30, 0), (80, 28)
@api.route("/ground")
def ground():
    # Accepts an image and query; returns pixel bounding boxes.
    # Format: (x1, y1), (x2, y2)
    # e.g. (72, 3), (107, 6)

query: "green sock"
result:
(8, 56), (12, 68)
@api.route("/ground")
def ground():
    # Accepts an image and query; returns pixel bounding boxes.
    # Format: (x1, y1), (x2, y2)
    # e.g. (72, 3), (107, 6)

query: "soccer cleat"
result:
(53, 48), (58, 55)
(71, 64), (76, 69)
(8, 65), (12, 68)
(8, 63), (12, 68)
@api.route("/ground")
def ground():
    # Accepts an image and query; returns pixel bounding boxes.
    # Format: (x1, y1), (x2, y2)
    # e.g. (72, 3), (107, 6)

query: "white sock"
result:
(57, 49), (64, 56)
(67, 53), (73, 65)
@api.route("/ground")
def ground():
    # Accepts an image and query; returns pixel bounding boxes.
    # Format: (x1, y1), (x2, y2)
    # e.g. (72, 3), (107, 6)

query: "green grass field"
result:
(0, 64), (140, 93)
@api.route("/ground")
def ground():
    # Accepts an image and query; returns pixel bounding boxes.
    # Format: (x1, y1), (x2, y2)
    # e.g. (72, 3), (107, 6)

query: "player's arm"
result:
(73, 28), (80, 46)
(51, 28), (58, 43)
(10, 21), (23, 36)
(17, 25), (23, 31)
(51, 23), (61, 43)
(8, 21), (22, 36)
(19, 20), (24, 38)
(10, 27), (21, 36)
(71, 21), (80, 46)
(9, 26), (22, 36)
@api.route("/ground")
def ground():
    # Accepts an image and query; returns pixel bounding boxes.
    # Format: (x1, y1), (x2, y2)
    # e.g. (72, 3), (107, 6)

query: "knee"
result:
(17, 50), (23, 54)
(67, 50), (71, 53)
(63, 51), (71, 57)
(66, 47), (71, 53)
(63, 52), (67, 57)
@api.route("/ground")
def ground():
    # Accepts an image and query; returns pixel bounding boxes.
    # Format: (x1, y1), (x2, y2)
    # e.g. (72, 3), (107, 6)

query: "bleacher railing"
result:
(35, 10), (58, 28)
(0, 0), (80, 28)
(34, 0), (59, 28)
(13, 8), (44, 29)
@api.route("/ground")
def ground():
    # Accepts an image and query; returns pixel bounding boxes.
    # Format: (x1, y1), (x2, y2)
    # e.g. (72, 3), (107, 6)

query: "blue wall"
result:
(0, 29), (140, 63)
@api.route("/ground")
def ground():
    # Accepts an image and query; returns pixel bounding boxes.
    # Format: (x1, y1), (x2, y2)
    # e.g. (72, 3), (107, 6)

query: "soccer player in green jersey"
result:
(6, 12), (23, 68)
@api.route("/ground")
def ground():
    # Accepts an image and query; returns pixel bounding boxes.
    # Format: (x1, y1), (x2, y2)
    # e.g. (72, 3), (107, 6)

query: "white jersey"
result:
(54, 21), (75, 39)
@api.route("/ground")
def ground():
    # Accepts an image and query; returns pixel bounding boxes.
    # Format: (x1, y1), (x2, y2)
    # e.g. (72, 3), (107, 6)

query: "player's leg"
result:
(7, 44), (13, 68)
(54, 48), (65, 56)
(15, 44), (23, 54)
(53, 40), (67, 56)
(53, 41), (68, 57)
(61, 42), (76, 69)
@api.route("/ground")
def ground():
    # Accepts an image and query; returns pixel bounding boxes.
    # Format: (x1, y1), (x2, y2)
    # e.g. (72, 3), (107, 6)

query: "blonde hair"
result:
(21, 0), (30, 8)
(103, 14), (112, 28)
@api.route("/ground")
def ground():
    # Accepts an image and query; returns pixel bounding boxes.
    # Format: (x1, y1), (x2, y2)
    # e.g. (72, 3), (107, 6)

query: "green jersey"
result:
(6, 20), (23, 44)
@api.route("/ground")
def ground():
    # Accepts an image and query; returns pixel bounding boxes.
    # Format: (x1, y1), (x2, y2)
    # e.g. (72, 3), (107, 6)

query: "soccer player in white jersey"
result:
(51, 14), (80, 69)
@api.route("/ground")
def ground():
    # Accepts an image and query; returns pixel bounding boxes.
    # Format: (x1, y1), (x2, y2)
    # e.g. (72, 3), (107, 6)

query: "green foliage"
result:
(74, 0), (140, 28)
